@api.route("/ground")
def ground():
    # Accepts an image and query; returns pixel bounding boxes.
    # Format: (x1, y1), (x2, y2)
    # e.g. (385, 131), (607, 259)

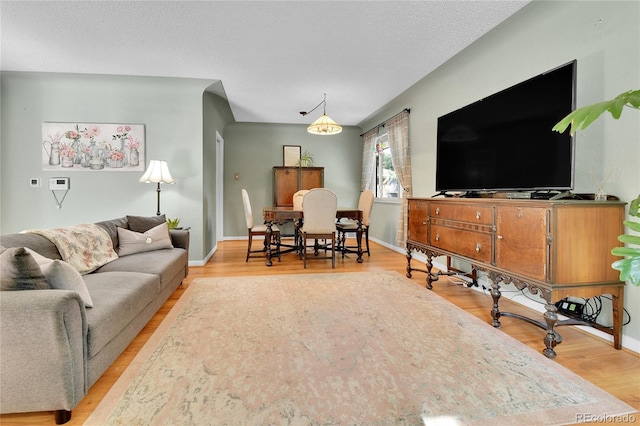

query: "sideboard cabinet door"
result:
(407, 199), (428, 244)
(495, 205), (548, 281)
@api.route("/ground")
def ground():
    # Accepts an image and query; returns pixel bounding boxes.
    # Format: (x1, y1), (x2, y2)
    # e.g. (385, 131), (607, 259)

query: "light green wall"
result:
(0, 72), (219, 261)
(223, 122), (363, 238)
(203, 86), (235, 260)
(359, 1), (640, 347)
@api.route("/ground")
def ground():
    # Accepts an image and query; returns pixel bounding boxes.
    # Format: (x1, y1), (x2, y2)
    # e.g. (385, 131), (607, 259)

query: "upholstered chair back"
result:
(301, 189), (337, 234)
(358, 190), (375, 227)
(241, 189), (254, 229)
(293, 190), (310, 210)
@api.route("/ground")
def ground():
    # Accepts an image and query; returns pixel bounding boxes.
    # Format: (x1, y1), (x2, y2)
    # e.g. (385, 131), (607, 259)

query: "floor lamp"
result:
(139, 160), (175, 216)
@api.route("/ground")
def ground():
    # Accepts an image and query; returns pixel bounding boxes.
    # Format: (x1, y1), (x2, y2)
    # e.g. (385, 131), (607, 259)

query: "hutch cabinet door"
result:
(273, 167), (325, 207)
(496, 205), (548, 281)
(300, 167), (324, 190)
(273, 167), (299, 207)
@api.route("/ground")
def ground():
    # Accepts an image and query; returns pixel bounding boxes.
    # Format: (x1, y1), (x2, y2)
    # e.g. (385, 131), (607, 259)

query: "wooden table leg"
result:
(356, 219), (363, 263)
(265, 220), (274, 267)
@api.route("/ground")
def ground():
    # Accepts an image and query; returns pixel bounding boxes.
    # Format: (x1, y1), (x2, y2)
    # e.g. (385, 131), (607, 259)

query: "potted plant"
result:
(553, 89), (640, 286)
(297, 150), (314, 167)
(167, 217), (181, 229)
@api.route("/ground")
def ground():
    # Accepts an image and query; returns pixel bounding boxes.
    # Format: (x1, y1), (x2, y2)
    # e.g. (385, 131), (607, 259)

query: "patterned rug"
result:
(86, 272), (635, 425)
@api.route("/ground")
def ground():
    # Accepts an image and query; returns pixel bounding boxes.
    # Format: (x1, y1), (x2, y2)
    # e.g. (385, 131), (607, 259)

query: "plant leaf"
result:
(611, 246), (640, 257)
(611, 257), (640, 286)
(552, 89), (640, 134)
(578, 102), (612, 131)
(629, 195), (640, 218)
(618, 234), (640, 246)
(623, 219), (640, 233)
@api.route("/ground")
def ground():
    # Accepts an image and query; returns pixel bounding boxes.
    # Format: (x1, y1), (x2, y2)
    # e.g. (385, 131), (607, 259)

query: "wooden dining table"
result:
(263, 207), (364, 266)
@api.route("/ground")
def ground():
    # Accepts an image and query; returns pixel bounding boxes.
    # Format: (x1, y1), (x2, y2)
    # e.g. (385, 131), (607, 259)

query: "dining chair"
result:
(241, 188), (280, 262)
(292, 189), (310, 254)
(337, 190), (374, 257)
(300, 188), (337, 268)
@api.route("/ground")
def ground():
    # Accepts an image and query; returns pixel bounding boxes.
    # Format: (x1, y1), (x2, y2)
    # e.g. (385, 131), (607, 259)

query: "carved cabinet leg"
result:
(426, 252), (436, 290)
(490, 280), (502, 328)
(543, 302), (562, 358)
(406, 248), (413, 278)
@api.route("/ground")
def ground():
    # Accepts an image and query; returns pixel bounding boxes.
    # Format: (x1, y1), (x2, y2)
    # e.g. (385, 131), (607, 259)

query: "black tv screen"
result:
(435, 60), (576, 194)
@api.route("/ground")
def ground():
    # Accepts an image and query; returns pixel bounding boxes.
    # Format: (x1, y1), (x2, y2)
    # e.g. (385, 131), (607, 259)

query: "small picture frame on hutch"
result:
(283, 145), (301, 167)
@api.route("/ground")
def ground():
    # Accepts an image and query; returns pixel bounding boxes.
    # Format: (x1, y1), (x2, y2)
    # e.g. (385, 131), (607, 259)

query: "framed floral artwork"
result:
(42, 122), (145, 171)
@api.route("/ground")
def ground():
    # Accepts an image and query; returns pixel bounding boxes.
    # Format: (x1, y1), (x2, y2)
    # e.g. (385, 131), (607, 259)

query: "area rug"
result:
(86, 272), (635, 425)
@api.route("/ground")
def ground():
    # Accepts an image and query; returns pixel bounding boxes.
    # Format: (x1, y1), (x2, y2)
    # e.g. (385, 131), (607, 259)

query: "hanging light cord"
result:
(300, 93), (327, 116)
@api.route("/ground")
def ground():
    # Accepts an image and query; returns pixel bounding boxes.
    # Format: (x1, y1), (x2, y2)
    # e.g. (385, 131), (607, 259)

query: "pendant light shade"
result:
(300, 93), (342, 136)
(307, 113), (342, 135)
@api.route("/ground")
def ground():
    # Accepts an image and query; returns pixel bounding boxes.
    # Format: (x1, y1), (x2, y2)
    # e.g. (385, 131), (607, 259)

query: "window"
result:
(374, 133), (402, 199)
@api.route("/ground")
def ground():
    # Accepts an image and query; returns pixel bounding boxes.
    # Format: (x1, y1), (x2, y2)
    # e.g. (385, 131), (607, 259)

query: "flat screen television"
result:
(435, 60), (576, 196)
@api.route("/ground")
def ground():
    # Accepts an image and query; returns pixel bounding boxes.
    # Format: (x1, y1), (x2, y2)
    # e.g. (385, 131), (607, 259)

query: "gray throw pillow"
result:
(27, 248), (94, 307)
(117, 222), (174, 256)
(0, 246), (50, 291)
(127, 214), (166, 233)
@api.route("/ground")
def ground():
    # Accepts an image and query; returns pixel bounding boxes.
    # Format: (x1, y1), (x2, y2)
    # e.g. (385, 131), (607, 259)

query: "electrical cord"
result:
(51, 190), (69, 209)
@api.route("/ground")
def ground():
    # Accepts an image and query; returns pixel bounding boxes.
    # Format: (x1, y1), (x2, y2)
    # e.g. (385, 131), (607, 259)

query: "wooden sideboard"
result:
(272, 167), (324, 207)
(406, 197), (626, 357)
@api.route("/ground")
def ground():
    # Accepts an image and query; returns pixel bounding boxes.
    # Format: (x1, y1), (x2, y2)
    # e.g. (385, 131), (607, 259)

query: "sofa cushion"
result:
(26, 248), (94, 308)
(127, 214), (166, 233)
(83, 271), (160, 358)
(94, 248), (187, 291)
(0, 233), (62, 260)
(95, 217), (128, 253)
(117, 222), (173, 256)
(0, 247), (50, 291)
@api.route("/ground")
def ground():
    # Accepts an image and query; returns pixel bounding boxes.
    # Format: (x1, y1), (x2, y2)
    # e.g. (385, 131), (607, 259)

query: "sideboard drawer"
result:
(430, 224), (493, 263)
(430, 202), (493, 225)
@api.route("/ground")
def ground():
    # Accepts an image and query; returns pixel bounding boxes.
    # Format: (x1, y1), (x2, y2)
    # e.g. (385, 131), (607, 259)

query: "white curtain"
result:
(360, 128), (377, 191)
(386, 110), (412, 247)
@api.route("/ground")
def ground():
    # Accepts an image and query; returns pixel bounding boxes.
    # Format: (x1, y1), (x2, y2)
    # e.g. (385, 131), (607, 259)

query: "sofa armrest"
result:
(0, 290), (87, 414)
(169, 229), (190, 251)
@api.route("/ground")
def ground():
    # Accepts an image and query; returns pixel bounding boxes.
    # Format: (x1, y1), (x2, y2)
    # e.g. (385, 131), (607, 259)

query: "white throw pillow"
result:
(25, 248), (94, 308)
(117, 222), (173, 257)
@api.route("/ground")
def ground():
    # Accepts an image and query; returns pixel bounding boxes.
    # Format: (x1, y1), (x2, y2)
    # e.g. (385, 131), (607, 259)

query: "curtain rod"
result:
(360, 108), (410, 137)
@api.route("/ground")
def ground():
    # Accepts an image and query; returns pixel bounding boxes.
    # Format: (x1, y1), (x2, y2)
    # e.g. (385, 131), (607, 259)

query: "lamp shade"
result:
(307, 114), (343, 135)
(139, 160), (175, 184)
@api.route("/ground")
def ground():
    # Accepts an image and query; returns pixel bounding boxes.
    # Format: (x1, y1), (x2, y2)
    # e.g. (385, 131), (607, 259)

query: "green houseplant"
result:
(296, 150), (314, 167)
(167, 217), (181, 229)
(553, 89), (640, 286)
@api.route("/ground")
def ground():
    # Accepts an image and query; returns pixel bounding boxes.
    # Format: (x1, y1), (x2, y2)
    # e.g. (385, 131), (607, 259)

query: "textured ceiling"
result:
(1, 1), (529, 126)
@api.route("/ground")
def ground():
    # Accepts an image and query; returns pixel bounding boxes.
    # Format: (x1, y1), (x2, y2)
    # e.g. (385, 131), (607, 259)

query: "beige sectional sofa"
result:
(0, 215), (189, 424)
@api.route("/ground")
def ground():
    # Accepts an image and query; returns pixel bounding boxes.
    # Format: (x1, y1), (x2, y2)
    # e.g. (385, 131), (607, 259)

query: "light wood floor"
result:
(2, 239), (639, 425)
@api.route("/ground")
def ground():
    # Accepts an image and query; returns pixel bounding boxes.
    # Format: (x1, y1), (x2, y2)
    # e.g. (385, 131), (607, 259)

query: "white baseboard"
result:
(188, 243), (216, 267)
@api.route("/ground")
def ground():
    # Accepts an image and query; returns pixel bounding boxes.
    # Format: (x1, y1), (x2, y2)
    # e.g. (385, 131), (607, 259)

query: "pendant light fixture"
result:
(300, 93), (342, 135)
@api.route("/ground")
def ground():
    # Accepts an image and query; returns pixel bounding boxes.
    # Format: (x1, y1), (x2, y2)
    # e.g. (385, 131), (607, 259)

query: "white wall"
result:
(359, 1), (640, 349)
(0, 72), (217, 261)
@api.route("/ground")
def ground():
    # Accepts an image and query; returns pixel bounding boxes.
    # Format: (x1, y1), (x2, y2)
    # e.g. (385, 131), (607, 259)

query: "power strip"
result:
(556, 298), (584, 317)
